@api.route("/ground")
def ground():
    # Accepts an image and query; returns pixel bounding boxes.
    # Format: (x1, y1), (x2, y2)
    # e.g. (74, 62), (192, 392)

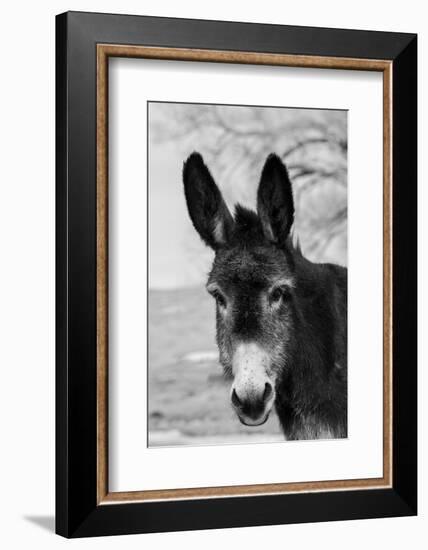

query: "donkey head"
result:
(183, 152), (296, 427)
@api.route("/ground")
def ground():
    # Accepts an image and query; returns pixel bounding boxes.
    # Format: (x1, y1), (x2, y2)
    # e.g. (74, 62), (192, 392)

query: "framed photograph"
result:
(56, 11), (417, 537)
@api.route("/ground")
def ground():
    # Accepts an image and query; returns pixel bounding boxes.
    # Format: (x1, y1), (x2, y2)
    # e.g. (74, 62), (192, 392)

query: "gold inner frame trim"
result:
(96, 44), (393, 505)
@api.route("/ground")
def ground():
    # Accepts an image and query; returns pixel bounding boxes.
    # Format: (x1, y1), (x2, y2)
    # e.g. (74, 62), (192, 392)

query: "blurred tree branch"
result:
(151, 104), (347, 267)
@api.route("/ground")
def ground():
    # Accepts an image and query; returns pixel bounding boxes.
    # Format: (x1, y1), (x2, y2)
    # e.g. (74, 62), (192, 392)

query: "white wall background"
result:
(0, 1), (424, 548)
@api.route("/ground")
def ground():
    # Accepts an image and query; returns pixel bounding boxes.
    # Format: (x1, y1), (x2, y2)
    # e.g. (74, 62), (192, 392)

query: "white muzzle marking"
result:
(231, 342), (276, 426)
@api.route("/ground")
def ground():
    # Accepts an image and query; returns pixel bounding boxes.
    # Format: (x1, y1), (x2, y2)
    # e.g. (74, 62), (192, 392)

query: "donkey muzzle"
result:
(230, 343), (276, 426)
(231, 383), (274, 426)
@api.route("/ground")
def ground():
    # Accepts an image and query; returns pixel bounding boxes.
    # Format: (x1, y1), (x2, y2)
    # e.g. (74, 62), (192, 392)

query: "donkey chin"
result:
(229, 343), (276, 427)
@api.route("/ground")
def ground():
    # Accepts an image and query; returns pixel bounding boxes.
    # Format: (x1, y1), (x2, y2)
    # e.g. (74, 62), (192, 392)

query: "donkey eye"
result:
(270, 287), (283, 303)
(207, 285), (227, 309)
(213, 290), (227, 309)
(270, 286), (291, 305)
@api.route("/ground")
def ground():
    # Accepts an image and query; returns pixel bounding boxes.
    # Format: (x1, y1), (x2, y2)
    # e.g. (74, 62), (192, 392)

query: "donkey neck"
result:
(276, 258), (347, 436)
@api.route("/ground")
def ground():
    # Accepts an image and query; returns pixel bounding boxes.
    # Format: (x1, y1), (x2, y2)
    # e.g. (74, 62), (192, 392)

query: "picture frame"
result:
(56, 10), (417, 538)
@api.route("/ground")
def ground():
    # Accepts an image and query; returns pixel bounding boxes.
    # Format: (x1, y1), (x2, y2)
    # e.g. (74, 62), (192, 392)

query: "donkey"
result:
(183, 152), (347, 440)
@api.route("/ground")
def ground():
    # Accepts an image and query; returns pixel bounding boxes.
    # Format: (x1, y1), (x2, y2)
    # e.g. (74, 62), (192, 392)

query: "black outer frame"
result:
(56, 11), (417, 538)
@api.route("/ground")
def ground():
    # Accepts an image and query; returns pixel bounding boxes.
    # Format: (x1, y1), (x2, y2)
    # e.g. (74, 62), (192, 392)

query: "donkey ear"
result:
(257, 154), (294, 245)
(183, 152), (234, 250)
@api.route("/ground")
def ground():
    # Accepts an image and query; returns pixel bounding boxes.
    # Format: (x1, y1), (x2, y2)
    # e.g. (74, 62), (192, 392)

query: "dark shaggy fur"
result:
(183, 152), (347, 440)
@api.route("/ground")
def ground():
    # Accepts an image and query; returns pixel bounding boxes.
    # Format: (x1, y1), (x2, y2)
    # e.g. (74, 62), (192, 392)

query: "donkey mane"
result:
(232, 203), (303, 257)
(234, 203), (259, 229)
(231, 204), (265, 245)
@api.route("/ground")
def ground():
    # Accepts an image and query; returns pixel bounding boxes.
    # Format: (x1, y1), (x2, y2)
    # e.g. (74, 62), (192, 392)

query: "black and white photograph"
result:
(148, 102), (348, 447)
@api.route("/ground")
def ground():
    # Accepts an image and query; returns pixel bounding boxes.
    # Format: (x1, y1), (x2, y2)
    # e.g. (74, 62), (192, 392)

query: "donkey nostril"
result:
(231, 388), (242, 408)
(263, 382), (273, 402)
